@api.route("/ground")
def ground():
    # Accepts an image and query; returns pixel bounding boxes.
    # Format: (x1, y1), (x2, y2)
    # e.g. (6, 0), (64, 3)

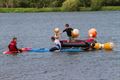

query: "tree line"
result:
(0, 0), (120, 10)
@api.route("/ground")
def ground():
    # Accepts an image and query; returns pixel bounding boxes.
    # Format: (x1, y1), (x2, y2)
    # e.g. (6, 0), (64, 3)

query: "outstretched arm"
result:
(63, 29), (66, 33)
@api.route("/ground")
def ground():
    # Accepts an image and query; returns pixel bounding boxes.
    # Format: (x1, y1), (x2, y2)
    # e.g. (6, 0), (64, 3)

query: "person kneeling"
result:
(8, 37), (22, 54)
(49, 36), (61, 52)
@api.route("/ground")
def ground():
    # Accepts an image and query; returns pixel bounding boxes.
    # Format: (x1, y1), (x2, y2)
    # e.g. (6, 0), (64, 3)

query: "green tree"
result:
(80, 0), (91, 7)
(50, 0), (65, 7)
(49, 0), (64, 7)
(49, 1), (59, 7)
(103, 0), (120, 6)
(12, 0), (20, 7)
(18, 0), (30, 8)
(91, 0), (104, 10)
(0, 0), (10, 8)
(62, 0), (81, 11)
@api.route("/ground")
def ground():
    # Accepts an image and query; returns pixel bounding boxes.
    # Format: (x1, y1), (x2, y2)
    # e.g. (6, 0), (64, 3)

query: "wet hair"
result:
(13, 37), (17, 40)
(65, 24), (69, 27)
(51, 36), (55, 41)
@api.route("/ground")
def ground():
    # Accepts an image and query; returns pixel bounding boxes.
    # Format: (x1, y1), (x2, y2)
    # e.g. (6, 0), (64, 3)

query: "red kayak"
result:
(3, 48), (31, 55)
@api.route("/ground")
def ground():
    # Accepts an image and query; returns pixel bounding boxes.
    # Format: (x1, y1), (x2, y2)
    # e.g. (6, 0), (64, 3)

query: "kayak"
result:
(3, 48), (31, 55)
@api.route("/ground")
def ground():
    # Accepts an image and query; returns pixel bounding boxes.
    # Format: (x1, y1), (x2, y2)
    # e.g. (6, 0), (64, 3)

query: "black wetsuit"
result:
(63, 28), (73, 37)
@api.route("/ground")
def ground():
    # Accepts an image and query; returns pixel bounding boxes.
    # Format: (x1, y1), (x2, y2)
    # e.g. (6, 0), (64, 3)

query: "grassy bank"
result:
(0, 6), (120, 13)
(80, 6), (120, 11)
(101, 6), (120, 11)
(0, 7), (62, 13)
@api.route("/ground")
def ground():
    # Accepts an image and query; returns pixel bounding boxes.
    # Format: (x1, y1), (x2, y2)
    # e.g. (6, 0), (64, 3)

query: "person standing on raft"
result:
(8, 37), (22, 54)
(62, 24), (73, 41)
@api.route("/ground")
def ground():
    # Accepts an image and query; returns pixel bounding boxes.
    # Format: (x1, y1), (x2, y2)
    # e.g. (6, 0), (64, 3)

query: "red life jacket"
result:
(85, 38), (95, 43)
(8, 40), (18, 52)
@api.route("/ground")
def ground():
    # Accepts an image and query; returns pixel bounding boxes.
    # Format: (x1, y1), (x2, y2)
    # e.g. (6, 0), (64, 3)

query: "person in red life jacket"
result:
(62, 24), (73, 42)
(8, 37), (22, 53)
(82, 34), (97, 50)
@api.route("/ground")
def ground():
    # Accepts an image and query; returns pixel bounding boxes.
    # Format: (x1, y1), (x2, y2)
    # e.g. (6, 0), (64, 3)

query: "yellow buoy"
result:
(94, 43), (102, 49)
(103, 42), (114, 50)
(71, 29), (79, 38)
(88, 28), (97, 38)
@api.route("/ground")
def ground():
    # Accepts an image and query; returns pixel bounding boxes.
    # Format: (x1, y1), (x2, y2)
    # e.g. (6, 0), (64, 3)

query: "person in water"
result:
(62, 24), (73, 41)
(49, 36), (61, 52)
(8, 37), (22, 53)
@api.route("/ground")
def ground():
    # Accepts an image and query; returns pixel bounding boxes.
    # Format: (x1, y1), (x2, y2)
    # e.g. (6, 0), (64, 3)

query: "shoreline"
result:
(0, 6), (120, 13)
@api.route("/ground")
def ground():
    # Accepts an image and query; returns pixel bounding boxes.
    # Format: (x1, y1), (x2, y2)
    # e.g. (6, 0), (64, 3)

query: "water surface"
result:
(0, 11), (120, 80)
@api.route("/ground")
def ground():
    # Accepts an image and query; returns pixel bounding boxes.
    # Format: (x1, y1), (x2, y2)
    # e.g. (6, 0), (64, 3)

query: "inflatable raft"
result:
(60, 39), (96, 50)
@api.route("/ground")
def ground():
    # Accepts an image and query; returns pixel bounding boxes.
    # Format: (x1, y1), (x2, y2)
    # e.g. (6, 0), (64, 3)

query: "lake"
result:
(0, 11), (120, 80)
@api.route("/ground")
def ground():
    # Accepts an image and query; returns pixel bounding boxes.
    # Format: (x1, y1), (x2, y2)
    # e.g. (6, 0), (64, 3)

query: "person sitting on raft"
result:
(62, 24), (73, 42)
(8, 37), (22, 53)
(49, 36), (61, 52)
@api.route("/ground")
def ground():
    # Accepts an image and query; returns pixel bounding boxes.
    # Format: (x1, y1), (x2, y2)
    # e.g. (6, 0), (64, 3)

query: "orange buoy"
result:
(88, 28), (97, 38)
(103, 42), (114, 50)
(94, 43), (102, 49)
(71, 29), (79, 38)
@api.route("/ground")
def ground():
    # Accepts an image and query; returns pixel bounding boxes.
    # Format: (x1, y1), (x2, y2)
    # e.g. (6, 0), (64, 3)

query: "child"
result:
(62, 24), (73, 41)
(49, 36), (61, 52)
